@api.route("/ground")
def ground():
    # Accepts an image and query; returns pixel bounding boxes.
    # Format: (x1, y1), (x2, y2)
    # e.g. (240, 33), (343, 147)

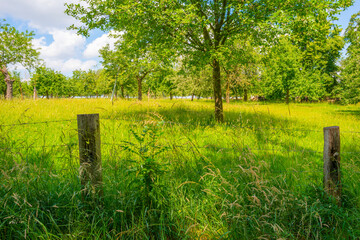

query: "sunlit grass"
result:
(1, 98), (360, 239)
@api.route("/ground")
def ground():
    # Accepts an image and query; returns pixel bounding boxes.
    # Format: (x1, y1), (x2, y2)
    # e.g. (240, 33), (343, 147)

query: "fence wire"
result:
(1, 116), (360, 176)
(3, 141), (360, 156)
(0, 119), (76, 128)
(1, 116), (360, 134)
(0, 143), (78, 151)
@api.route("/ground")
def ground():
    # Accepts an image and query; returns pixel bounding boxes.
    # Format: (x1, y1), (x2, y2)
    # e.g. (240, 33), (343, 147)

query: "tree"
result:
(66, 0), (351, 121)
(0, 20), (40, 99)
(261, 38), (301, 103)
(0, 70), (30, 98)
(173, 63), (213, 100)
(100, 40), (163, 101)
(261, 38), (328, 103)
(340, 11), (360, 103)
(301, 29), (344, 95)
(100, 44), (136, 99)
(148, 66), (177, 100)
(93, 69), (113, 97)
(31, 67), (68, 98)
(222, 37), (262, 102)
(71, 70), (93, 96)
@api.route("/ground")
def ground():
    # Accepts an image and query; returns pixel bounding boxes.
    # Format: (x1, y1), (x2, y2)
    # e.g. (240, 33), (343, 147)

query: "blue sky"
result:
(0, 0), (359, 78)
(334, 0), (360, 33)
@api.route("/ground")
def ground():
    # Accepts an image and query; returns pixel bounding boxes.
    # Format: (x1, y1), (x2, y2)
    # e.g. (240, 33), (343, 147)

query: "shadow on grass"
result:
(336, 110), (360, 117)
(105, 103), (296, 129)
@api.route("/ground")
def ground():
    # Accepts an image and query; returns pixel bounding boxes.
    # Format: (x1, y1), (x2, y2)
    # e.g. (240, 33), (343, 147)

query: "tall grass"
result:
(1, 98), (360, 239)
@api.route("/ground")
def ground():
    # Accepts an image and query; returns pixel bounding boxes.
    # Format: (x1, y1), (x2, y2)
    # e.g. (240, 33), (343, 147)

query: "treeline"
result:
(0, 68), (131, 99)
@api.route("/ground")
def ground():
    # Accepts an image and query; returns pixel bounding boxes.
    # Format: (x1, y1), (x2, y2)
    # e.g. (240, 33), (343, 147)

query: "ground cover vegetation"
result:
(1, 99), (360, 239)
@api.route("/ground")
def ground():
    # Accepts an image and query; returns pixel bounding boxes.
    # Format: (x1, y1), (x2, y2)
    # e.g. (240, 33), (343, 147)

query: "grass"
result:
(1, 98), (360, 239)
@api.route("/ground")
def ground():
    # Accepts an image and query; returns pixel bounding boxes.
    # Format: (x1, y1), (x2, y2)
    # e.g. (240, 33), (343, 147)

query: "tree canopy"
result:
(0, 20), (40, 99)
(66, 0), (353, 121)
(340, 11), (360, 103)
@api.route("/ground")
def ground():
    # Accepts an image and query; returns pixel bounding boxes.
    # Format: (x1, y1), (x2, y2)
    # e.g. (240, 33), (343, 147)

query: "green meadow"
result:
(1, 99), (360, 239)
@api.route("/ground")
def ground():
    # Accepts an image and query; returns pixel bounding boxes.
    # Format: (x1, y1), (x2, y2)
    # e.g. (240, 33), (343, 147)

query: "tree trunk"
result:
(213, 59), (223, 122)
(19, 80), (24, 100)
(137, 76), (142, 101)
(244, 88), (248, 102)
(286, 88), (290, 104)
(6, 80), (14, 100)
(33, 86), (37, 100)
(170, 92), (173, 100)
(120, 85), (124, 98)
(191, 93), (194, 101)
(1, 65), (14, 100)
(226, 74), (230, 104)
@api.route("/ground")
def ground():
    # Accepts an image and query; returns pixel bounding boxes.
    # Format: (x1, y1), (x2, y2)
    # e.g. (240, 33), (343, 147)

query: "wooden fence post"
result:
(77, 114), (103, 200)
(323, 126), (341, 206)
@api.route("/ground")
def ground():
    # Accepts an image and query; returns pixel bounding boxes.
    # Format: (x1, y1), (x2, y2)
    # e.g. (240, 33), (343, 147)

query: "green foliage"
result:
(71, 69), (95, 96)
(31, 67), (68, 98)
(172, 63), (213, 98)
(122, 123), (169, 207)
(0, 20), (40, 98)
(145, 67), (176, 98)
(99, 44), (137, 98)
(99, 38), (169, 100)
(261, 38), (302, 101)
(293, 69), (328, 100)
(223, 38), (262, 100)
(93, 69), (113, 96)
(340, 11), (360, 103)
(0, 20), (40, 68)
(300, 28), (345, 96)
(66, 69), (110, 97)
(261, 37), (330, 102)
(0, 73), (6, 97)
(0, 71), (32, 98)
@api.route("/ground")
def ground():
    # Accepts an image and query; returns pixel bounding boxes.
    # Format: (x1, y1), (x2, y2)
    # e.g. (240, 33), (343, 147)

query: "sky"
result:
(0, 0), (117, 78)
(0, 0), (360, 79)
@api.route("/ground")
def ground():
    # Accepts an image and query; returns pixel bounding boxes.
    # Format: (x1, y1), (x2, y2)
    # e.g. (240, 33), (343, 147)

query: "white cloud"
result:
(32, 37), (46, 50)
(31, 30), (99, 74)
(0, 0), (79, 32)
(62, 59), (97, 72)
(8, 63), (27, 72)
(83, 33), (117, 58)
(39, 30), (86, 59)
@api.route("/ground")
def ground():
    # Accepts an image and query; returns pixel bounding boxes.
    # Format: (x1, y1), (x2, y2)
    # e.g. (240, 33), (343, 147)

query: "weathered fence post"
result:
(323, 126), (341, 206)
(77, 114), (103, 201)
